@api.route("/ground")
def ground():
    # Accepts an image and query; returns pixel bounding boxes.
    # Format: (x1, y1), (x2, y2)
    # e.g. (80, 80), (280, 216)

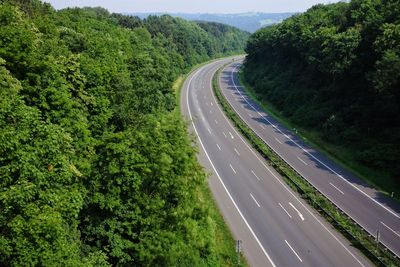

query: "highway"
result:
(181, 58), (372, 266)
(219, 59), (400, 258)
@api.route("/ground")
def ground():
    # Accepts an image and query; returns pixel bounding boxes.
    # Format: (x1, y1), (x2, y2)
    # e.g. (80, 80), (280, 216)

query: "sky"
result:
(46, 0), (342, 14)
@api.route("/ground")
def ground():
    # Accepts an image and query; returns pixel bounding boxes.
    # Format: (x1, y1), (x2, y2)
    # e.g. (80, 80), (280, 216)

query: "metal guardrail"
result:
(212, 65), (400, 267)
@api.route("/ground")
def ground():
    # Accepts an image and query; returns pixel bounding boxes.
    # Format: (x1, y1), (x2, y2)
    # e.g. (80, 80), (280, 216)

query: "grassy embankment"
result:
(213, 64), (400, 267)
(238, 72), (399, 202)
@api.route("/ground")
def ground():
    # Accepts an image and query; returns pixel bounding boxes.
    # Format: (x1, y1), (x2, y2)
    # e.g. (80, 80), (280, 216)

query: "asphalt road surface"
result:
(219, 58), (400, 258)
(181, 58), (372, 266)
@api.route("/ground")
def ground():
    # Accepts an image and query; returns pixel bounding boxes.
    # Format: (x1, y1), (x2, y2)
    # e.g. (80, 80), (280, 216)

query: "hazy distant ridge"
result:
(126, 12), (295, 32)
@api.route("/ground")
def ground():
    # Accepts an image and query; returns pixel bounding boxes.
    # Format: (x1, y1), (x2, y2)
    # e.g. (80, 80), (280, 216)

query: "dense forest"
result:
(244, 0), (400, 190)
(0, 0), (248, 265)
(130, 12), (295, 33)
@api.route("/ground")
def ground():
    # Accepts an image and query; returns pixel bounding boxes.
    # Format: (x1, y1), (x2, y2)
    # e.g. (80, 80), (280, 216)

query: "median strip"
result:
(212, 63), (400, 267)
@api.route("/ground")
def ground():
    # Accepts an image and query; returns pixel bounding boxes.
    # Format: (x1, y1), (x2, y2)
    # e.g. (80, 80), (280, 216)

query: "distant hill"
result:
(127, 12), (295, 32)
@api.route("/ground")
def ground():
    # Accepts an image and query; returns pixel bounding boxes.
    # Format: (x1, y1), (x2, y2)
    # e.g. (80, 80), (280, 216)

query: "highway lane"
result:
(181, 58), (372, 266)
(219, 60), (400, 258)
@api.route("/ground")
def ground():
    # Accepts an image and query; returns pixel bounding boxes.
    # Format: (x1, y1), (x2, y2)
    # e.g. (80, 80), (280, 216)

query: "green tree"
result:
(244, 0), (400, 189)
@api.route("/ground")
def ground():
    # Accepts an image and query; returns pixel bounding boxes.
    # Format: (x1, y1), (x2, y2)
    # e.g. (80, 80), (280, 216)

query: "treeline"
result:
(113, 13), (249, 67)
(244, 0), (400, 189)
(0, 0), (248, 265)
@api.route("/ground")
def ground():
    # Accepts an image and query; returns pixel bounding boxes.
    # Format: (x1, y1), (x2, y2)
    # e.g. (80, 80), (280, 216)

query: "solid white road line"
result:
(381, 221), (400, 238)
(229, 132), (234, 139)
(186, 65), (277, 267)
(297, 156), (308, 166)
(289, 202), (305, 221)
(275, 137), (283, 144)
(216, 144), (221, 151)
(250, 193), (261, 207)
(230, 164), (237, 174)
(230, 66), (399, 220)
(285, 240), (303, 263)
(330, 182), (345, 195)
(222, 132), (227, 138)
(207, 128), (211, 134)
(278, 203), (292, 219)
(234, 148), (240, 156)
(229, 64), (400, 258)
(210, 64), (365, 266)
(251, 170), (261, 181)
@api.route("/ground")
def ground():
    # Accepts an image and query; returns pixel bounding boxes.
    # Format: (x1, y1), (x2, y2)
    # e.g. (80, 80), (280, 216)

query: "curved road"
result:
(181, 58), (372, 266)
(220, 59), (400, 258)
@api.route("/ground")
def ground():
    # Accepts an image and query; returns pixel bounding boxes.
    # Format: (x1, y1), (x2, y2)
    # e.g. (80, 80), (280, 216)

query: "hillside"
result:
(0, 0), (249, 265)
(244, 0), (400, 194)
(129, 12), (295, 32)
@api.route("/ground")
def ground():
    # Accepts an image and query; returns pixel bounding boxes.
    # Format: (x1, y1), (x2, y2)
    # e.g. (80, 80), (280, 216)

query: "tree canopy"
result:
(0, 0), (249, 265)
(244, 0), (400, 190)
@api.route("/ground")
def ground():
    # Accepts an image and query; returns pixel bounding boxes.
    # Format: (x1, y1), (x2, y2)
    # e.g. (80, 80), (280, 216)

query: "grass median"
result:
(212, 64), (400, 267)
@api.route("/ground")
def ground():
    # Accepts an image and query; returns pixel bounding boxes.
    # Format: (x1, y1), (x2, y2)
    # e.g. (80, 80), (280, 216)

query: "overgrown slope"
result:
(0, 0), (249, 265)
(244, 0), (400, 193)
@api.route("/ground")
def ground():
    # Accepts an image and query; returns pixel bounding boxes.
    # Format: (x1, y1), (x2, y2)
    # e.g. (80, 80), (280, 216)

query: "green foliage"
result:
(0, 59), (92, 266)
(244, 0), (400, 191)
(137, 15), (249, 68)
(197, 21), (250, 55)
(80, 113), (217, 266)
(0, 0), (248, 265)
(0, 3), (40, 79)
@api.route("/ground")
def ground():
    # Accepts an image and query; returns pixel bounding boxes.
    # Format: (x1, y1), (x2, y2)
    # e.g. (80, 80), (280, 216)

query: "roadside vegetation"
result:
(0, 0), (249, 265)
(243, 0), (400, 198)
(213, 66), (400, 267)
